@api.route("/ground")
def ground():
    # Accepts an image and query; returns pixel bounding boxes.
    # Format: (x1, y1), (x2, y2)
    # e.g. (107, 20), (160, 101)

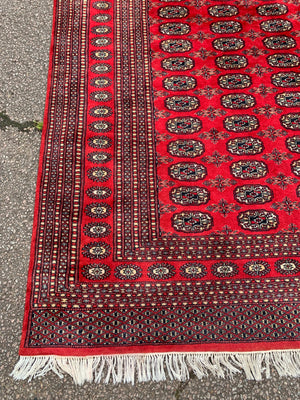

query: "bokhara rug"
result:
(12, 0), (300, 385)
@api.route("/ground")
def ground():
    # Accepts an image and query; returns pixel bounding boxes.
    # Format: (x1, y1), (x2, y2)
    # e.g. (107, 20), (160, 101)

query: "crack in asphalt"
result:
(0, 111), (42, 132)
(174, 371), (197, 400)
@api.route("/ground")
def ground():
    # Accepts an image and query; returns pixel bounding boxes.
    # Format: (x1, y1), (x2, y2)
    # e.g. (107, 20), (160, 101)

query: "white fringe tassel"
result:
(11, 351), (300, 385)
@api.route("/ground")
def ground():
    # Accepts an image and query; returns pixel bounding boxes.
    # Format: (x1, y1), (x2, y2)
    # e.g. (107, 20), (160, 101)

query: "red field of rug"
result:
(12, 0), (300, 384)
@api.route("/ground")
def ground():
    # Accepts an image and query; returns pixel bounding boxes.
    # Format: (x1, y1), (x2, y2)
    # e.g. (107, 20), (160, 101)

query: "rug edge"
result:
(10, 351), (300, 385)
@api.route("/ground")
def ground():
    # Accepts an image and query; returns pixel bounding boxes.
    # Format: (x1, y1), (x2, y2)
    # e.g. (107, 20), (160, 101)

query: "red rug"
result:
(12, 0), (300, 384)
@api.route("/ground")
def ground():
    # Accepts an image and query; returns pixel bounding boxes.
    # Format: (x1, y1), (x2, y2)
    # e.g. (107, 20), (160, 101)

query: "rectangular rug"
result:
(12, 0), (300, 385)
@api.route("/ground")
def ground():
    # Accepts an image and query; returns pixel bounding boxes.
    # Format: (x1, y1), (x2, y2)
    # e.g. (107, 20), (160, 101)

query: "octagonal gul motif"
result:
(208, 5), (238, 18)
(147, 264), (175, 280)
(92, 13), (111, 23)
(263, 36), (296, 50)
(83, 222), (111, 238)
(159, 22), (191, 36)
(91, 25), (112, 35)
(90, 49), (112, 60)
(158, 6), (189, 19)
(91, 37), (112, 47)
(87, 167), (111, 182)
(169, 162), (207, 181)
(230, 160), (268, 179)
(212, 37), (245, 52)
(93, 1), (111, 10)
(114, 265), (142, 280)
(163, 76), (197, 91)
(89, 121), (112, 133)
(172, 211), (213, 233)
(170, 186), (210, 205)
(260, 19), (292, 32)
(90, 91), (112, 102)
(167, 117), (202, 134)
(224, 115), (259, 132)
(267, 53), (299, 68)
(165, 96), (200, 111)
(210, 21), (242, 34)
(218, 74), (252, 90)
(243, 261), (271, 277)
(276, 92), (300, 108)
(82, 264), (111, 280)
(180, 263), (207, 279)
(238, 210), (279, 231)
(211, 262), (238, 278)
(271, 72), (300, 88)
(234, 185), (273, 205)
(90, 63), (111, 73)
(275, 259), (300, 275)
(162, 57), (194, 71)
(89, 106), (113, 118)
(86, 186), (112, 200)
(286, 136), (300, 153)
(281, 113), (300, 130)
(90, 77), (112, 87)
(82, 242), (111, 260)
(85, 202), (112, 218)
(88, 136), (112, 149)
(226, 137), (263, 155)
(216, 55), (248, 70)
(257, 3), (288, 16)
(221, 94), (255, 109)
(160, 39), (192, 53)
(168, 139), (204, 158)
(87, 151), (112, 164)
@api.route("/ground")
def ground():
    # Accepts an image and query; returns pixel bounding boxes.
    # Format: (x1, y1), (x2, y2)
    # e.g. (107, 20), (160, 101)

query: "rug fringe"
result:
(11, 351), (300, 385)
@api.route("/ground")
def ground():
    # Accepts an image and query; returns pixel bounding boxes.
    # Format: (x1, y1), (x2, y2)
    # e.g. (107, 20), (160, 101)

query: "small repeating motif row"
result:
(81, 258), (300, 280)
(83, 2), (113, 265)
(81, 202), (300, 235)
(154, 1), (300, 234)
(29, 302), (299, 346)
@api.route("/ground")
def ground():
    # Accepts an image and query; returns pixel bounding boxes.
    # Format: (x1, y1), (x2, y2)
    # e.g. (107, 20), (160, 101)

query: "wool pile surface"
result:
(12, 0), (300, 385)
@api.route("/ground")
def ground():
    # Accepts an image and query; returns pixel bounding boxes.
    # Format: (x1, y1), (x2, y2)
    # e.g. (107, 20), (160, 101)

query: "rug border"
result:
(19, 0), (58, 357)
(17, 0), (300, 360)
